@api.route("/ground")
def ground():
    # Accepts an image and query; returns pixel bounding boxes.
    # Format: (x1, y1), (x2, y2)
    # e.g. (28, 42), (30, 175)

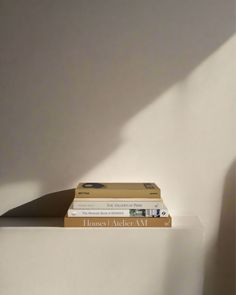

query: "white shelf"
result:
(0, 216), (204, 295)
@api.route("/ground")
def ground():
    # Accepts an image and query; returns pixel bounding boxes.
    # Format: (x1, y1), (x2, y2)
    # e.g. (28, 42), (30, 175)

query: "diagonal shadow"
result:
(1, 189), (74, 217)
(0, 189), (75, 226)
(0, 0), (235, 207)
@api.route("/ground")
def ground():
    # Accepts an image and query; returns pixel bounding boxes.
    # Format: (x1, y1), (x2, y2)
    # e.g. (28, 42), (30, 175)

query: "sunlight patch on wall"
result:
(80, 35), (235, 238)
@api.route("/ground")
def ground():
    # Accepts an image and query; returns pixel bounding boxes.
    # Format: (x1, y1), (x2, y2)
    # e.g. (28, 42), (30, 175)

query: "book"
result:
(64, 216), (172, 227)
(75, 182), (161, 199)
(67, 208), (169, 218)
(72, 200), (164, 210)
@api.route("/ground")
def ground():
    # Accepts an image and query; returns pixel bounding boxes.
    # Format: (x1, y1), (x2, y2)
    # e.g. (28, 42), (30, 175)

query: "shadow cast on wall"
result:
(1, 189), (74, 217)
(0, 0), (235, 201)
(203, 160), (236, 295)
(0, 189), (74, 226)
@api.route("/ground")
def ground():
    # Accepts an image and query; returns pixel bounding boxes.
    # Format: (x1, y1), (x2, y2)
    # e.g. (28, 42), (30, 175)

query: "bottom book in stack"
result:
(64, 216), (171, 227)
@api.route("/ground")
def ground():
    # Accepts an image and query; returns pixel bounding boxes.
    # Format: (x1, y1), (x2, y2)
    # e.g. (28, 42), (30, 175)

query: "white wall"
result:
(0, 1), (235, 294)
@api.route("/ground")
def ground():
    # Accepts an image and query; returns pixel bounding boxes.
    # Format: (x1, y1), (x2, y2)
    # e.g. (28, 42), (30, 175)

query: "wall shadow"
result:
(0, 0), (235, 209)
(0, 189), (74, 226)
(0, 217), (63, 227)
(1, 189), (74, 217)
(203, 160), (236, 295)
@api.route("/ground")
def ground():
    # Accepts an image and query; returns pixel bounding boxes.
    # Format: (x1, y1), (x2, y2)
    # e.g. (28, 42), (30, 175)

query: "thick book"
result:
(75, 182), (161, 200)
(67, 208), (169, 218)
(64, 216), (172, 227)
(72, 200), (164, 210)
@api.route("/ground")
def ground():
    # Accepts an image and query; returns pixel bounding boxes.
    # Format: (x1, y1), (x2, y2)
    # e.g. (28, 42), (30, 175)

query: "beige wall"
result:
(0, 1), (235, 294)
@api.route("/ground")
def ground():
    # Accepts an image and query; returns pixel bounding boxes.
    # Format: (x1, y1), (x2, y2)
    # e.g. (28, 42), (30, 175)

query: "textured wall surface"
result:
(0, 1), (235, 294)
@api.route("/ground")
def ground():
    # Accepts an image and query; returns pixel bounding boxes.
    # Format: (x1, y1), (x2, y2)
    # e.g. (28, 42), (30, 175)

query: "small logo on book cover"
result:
(144, 183), (155, 189)
(82, 183), (105, 189)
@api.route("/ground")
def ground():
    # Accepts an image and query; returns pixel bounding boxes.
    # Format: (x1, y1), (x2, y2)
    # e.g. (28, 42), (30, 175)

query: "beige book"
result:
(64, 216), (171, 227)
(75, 182), (161, 200)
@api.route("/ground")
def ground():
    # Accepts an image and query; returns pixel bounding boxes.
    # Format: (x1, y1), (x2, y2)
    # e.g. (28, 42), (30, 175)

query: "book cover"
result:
(75, 182), (161, 199)
(64, 216), (172, 227)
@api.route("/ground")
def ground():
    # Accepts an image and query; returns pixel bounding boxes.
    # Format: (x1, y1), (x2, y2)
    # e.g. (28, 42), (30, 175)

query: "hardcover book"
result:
(75, 182), (161, 200)
(67, 208), (169, 218)
(64, 216), (172, 227)
(72, 200), (164, 210)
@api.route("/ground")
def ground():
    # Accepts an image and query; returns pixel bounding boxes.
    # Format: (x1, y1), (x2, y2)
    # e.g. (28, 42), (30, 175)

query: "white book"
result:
(72, 200), (164, 210)
(67, 207), (169, 218)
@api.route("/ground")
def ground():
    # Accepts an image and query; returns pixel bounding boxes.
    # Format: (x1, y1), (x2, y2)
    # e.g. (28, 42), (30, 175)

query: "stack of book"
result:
(64, 183), (171, 227)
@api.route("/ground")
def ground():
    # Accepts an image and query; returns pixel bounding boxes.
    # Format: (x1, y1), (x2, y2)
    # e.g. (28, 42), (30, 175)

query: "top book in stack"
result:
(75, 182), (161, 201)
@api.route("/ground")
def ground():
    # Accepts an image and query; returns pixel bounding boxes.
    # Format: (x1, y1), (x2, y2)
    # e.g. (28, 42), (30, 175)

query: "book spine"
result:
(67, 209), (169, 218)
(72, 200), (164, 210)
(75, 190), (160, 199)
(64, 216), (171, 227)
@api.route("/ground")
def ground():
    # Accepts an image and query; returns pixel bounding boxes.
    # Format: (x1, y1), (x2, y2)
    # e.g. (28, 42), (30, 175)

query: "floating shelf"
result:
(0, 216), (204, 295)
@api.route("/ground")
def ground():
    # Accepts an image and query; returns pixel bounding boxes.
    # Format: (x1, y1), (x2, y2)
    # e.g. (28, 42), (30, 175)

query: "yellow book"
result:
(75, 182), (161, 200)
